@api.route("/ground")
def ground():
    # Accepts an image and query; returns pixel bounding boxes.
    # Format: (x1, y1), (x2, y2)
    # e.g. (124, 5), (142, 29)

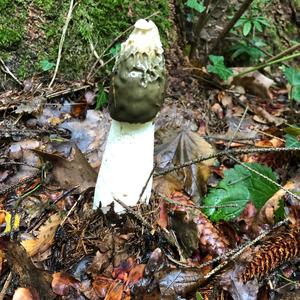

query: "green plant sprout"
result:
(207, 55), (233, 81)
(284, 67), (300, 102)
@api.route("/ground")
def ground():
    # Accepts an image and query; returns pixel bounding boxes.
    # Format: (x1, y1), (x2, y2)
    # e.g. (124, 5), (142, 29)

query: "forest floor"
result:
(0, 1), (300, 300)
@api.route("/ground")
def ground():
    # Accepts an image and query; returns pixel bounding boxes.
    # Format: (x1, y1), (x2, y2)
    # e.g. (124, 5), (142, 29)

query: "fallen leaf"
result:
(158, 268), (205, 298)
(33, 144), (97, 192)
(257, 180), (295, 225)
(92, 276), (114, 298)
(15, 96), (46, 114)
(52, 272), (81, 296)
(105, 280), (124, 300)
(155, 129), (216, 200)
(21, 213), (62, 257)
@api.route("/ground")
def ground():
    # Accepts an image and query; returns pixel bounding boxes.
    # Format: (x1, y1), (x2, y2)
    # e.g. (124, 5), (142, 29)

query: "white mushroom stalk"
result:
(93, 19), (166, 213)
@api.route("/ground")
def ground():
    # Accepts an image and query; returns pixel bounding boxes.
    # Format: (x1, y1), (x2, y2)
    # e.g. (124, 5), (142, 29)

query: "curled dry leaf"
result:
(257, 180), (295, 225)
(33, 143), (97, 192)
(155, 129), (216, 200)
(21, 213), (62, 257)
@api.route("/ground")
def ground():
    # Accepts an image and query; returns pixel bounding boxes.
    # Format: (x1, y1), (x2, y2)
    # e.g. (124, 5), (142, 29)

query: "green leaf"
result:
(207, 55), (233, 81)
(284, 67), (300, 86)
(243, 21), (252, 36)
(95, 84), (108, 110)
(185, 0), (206, 13)
(284, 125), (300, 136)
(292, 86), (300, 101)
(285, 134), (300, 148)
(256, 16), (270, 27)
(109, 43), (121, 57)
(40, 59), (55, 71)
(196, 292), (203, 300)
(204, 163), (279, 221)
(253, 20), (263, 32)
(284, 67), (300, 101)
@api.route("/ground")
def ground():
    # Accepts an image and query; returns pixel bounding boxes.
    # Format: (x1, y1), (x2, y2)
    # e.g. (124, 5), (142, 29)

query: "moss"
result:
(0, 0), (171, 85)
(0, 0), (27, 49)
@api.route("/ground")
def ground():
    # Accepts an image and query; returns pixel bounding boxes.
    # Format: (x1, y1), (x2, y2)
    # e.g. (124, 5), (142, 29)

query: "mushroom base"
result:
(93, 119), (155, 213)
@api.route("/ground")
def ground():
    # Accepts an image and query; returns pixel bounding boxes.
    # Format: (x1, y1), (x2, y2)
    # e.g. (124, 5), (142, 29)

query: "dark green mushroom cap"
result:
(109, 20), (166, 123)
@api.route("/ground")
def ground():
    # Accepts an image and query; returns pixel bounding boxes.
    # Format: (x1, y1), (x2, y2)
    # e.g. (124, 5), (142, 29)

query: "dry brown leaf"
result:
(22, 213), (62, 257)
(155, 129), (216, 200)
(33, 143), (97, 192)
(257, 181), (295, 225)
(229, 69), (274, 99)
(51, 272), (81, 296)
(104, 280), (124, 300)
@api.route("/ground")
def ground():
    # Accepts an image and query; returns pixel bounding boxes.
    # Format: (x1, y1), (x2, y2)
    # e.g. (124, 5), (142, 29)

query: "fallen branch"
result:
(0, 57), (23, 87)
(210, 0), (255, 53)
(48, 0), (76, 88)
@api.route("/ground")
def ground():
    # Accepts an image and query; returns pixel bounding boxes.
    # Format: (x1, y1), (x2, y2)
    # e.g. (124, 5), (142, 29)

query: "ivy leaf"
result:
(40, 59), (55, 71)
(207, 55), (233, 81)
(185, 0), (206, 13)
(285, 134), (300, 148)
(204, 163), (278, 221)
(243, 21), (252, 36)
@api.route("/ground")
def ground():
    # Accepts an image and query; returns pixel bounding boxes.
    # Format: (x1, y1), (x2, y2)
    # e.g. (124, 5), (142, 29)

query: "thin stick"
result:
(48, 0), (76, 88)
(234, 52), (300, 78)
(157, 192), (238, 209)
(0, 57), (23, 87)
(210, 0), (255, 52)
(113, 197), (178, 248)
(155, 147), (300, 176)
(265, 43), (300, 64)
(226, 106), (248, 150)
(228, 155), (300, 201)
(0, 272), (12, 300)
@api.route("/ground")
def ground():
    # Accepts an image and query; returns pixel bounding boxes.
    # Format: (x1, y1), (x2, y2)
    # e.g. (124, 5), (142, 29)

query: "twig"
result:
(46, 84), (92, 99)
(228, 155), (300, 202)
(155, 147), (300, 176)
(27, 186), (79, 232)
(210, 0), (255, 53)
(234, 52), (300, 78)
(203, 219), (288, 279)
(138, 166), (156, 203)
(113, 197), (178, 248)
(226, 106), (248, 150)
(157, 192), (238, 209)
(0, 272), (12, 300)
(61, 193), (83, 227)
(0, 57), (23, 87)
(265, 43), (300, 64)
(48, 0), (76, 88)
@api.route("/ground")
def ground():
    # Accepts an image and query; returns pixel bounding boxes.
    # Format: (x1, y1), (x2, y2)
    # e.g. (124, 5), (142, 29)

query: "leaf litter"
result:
(0, 16), (299, 300)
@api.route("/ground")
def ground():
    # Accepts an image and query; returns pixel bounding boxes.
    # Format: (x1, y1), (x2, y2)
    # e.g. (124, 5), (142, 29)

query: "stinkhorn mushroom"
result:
(93, 19), (166, 212)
